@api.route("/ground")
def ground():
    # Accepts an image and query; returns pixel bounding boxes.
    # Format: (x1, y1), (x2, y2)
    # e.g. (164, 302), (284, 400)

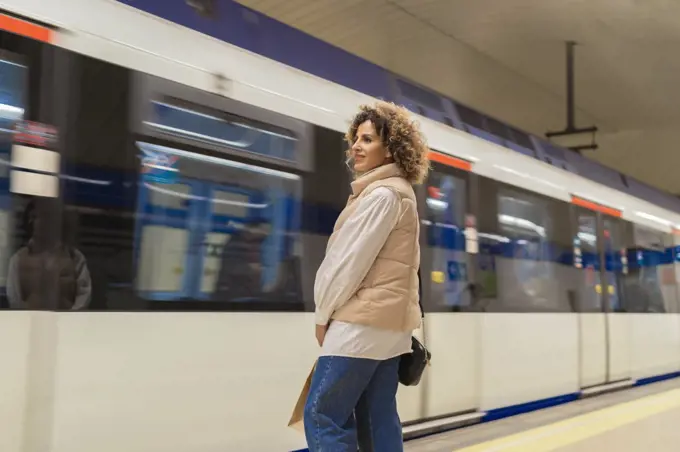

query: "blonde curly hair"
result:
(345, 101), (430, 184)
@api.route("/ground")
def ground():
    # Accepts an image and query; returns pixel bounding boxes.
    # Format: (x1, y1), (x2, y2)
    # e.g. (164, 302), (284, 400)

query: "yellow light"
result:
(431, 271), (445, 283)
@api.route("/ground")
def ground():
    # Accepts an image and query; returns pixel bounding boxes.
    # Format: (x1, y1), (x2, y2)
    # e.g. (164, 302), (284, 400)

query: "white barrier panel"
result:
(629, 314), (680, 380)
(579, 314), (607, 388)
(50, 312), (317, 452)
(424, 313), (479, 418)
(479, 314), (579, 411)
(0, 312), (31, 452)
(607, 314), (631, 382)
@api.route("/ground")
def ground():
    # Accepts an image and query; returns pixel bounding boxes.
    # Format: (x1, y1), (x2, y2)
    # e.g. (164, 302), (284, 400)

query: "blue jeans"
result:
(304, 355), (403, 452)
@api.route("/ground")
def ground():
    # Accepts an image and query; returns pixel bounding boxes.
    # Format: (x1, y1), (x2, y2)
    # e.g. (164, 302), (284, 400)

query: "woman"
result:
(304, 101), (429, 451)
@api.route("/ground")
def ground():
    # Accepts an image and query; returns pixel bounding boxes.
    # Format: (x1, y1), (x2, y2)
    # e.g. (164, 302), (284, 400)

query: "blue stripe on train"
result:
(57, 166), (680, 269)
(482, 393), (580, 422)
(633, 371), (680, 387)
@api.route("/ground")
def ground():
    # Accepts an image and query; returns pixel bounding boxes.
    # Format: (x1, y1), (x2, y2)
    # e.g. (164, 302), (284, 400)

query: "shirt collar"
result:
(350, 163), (402, 195)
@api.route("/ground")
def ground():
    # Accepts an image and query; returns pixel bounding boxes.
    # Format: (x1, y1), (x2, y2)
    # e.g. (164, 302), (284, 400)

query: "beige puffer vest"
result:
(330, 163), (422, 332)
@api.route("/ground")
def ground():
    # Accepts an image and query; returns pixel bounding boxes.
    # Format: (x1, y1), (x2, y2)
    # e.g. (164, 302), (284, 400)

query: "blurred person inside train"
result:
(211, 219), (272, 301)
(7, 198), (91, 310)
(304, 101), (429, 451)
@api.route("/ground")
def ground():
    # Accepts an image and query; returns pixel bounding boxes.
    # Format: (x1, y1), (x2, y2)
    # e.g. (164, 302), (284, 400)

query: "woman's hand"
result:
(315, 324), (328, 347)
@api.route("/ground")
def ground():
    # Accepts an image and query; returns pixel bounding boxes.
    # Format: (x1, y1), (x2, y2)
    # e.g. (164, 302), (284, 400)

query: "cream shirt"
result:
(314, 187), (413, 360)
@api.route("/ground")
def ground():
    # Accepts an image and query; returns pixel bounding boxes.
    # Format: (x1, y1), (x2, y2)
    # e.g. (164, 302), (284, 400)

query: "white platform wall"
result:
(0, 312), (32, 452)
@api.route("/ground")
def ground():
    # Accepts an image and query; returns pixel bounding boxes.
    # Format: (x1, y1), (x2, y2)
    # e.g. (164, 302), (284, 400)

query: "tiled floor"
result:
(406, 378), (680, 451)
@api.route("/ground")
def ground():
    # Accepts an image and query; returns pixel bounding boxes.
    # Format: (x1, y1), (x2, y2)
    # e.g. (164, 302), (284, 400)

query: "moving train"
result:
(1, 1), (680, 451)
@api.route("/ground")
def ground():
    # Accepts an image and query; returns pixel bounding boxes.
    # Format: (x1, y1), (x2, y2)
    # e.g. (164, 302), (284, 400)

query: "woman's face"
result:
(350, 120), (391, 175)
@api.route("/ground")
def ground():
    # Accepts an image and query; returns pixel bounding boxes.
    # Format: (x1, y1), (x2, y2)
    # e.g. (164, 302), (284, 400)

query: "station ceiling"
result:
(235, 0), (680, 193)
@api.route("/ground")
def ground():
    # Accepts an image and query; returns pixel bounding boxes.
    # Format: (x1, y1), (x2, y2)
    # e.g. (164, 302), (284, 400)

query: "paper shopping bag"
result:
(287, 361), (317, 433)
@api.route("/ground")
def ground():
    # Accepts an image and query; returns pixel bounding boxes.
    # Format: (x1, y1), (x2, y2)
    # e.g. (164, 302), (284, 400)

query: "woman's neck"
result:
(355, 162), (393, 179)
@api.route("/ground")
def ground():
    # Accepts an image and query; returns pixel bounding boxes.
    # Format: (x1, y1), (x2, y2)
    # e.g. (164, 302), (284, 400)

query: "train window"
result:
(601, 217), (627, 312)
(58, 53), (307, 311)
(395, 79), (444, 112)
(477, 176), (573, 312)
(542, 141), (566, 160)
(455, 104), (486, 131)
(485, 117), (510, 140)
(135, 73), (313, 172)
(0, 33), (69, 311)
(573, 209), (603, 312)
(422, 168), (471, 309)
(508, 127), (534, 150)
(146, 99), (299, 164)
(622, 225), (678, 313)
(135, 142), (302, 304)
(0, 57), (26, 306)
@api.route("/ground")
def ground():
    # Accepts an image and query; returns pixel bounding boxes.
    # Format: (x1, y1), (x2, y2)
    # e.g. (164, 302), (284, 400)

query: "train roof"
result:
(6, 0), (680, 233)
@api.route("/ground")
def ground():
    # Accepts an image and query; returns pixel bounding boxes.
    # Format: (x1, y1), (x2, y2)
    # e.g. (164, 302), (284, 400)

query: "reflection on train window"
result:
(0, 46), (66, 311)
(497, 193), (558, 310)
(477, 177), (572, 312)
(602, 218), (626, 312)
(146, 100), (298, 164)
(575, 212), (602, 312)
(423, 171), (469, 308)
(134, 143), (302, 304)
(0, 57), (25, 299)
(623, 226), (677, 313)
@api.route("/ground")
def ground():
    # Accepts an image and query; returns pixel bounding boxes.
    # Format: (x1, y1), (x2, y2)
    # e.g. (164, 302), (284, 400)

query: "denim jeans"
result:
(303, 355), (403, 452)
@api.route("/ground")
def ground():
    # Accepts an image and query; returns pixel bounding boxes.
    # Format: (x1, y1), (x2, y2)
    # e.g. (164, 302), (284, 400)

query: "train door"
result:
(135, 179), (259, 300)
(133, 142), (302, 304)
(134, 160), (200, 300)
(416, 153), (480, 419)
(601, 216), (632, 382)
(129, 73), (310, 308)
(573, 205), (631, 390)
(0, 52), (25, 293)
(421, 157), (476, 311)
(573, 206), (606, 388)
(197, 183), (289, 302)
(0, 27), (67, 310)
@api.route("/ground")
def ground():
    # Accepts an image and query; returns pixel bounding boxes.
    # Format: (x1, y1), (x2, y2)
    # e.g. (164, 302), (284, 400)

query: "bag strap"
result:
(417, 268), (424, 319)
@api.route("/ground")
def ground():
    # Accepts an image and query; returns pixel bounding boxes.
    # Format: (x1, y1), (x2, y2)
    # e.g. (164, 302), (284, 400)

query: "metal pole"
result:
(566, 41), (576, 132)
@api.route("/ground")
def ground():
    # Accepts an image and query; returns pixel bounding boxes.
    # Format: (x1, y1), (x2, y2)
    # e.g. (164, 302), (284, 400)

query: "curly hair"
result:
(345, 101), (430, 184)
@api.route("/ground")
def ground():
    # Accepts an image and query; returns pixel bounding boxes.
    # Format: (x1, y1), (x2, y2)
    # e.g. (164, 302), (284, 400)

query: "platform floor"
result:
(406, 378), (680, 451)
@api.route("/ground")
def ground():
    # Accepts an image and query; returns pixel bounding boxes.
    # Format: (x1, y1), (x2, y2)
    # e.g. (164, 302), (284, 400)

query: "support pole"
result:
(545, 41), (598, 153)
(566, 41), (576, 132)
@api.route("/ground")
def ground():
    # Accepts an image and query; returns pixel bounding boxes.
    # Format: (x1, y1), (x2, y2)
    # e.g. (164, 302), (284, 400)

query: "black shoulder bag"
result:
(398, 269), (431, 386)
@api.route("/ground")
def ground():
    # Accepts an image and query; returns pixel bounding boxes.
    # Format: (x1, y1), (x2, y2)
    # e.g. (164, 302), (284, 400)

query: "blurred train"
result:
(1, 1), (680, 451)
